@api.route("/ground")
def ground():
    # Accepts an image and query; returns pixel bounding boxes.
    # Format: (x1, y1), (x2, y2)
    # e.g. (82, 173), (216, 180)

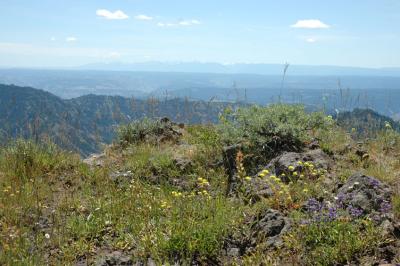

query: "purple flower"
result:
(380, 200), (392, 213)
(328, 207), (338, 221)
(347, 205), (363, 218)
(306, 198), (323, 213)
(369, 179), (380, 188)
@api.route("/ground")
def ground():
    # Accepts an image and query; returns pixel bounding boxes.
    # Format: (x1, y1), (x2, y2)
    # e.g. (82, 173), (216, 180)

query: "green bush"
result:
(117, 118), (160, 145)
(218, 104), (333, 168)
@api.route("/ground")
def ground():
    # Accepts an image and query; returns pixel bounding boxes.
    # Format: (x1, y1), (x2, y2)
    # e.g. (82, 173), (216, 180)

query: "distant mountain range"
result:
(0, 84), (236, 156)
(77, 62), (400, 77)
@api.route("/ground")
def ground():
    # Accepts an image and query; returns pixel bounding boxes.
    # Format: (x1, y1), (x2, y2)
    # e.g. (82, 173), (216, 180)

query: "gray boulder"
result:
(267, 149), (332, 182)
(225, 209), (290, 257)
(95, 251), (133, 266)
(249, 209), (291, 248)
(336, 173), (392, 218)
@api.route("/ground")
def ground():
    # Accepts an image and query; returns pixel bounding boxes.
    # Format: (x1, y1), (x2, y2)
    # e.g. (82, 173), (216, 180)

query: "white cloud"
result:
(179, 19), (201, 26)
(66, 37), (77, 42)
(134, 14), (153, 21)
(157, 19), (201, 27)
(96, 9), (129, 20)
(306, 38), (317, 43)
(291, 19), (330, 29)
(50, 37), (56, 41)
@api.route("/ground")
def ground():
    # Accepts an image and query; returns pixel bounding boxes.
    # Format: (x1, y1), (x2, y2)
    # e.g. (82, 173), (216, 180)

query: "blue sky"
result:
(0, 0), (399, 68)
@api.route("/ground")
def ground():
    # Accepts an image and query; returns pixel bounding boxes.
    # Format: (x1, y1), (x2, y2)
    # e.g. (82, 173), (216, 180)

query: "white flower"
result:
(45, 233), (50, 239)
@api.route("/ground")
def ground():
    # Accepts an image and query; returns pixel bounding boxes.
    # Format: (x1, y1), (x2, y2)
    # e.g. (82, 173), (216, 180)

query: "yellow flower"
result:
(297, 161), (303, 166)
(262, 169), (269, 175)
(288, 165), (295, 171)
(245, 176), (252, 181)
(303, 188), (309, 193)
(292, 171), (298, 177)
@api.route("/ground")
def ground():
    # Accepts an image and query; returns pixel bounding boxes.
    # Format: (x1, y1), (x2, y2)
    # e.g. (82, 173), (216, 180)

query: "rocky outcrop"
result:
(227, 148), (333, 202)
(336, 173), (393, 221)
(224, 209), (290, 258)
(83, 153), (106, 167)
(95, 251), (133, 266)
(266, 149), (332, 182)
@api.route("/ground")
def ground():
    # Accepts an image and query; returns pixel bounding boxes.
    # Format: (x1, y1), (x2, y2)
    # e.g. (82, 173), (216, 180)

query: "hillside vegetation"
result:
(1, 104), (399, 265)
(0, 84), (238, 156)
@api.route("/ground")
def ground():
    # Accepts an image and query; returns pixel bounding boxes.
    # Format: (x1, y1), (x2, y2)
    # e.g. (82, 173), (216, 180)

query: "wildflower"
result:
(292, 171), (298, 177)
(303, 188), (309, 193)
(306, 198), (323, 213)
(297, 161), (303, 166)
(385, 121), (392, 129)
(380, 200), (392, 213)
(288, 165), (295, 171)
(244, 176), (252, 181)
(262, 169), (269, 175)
(45, 233), (50, 239)
(300, 174), (305, 179)
(258, 172), (266, 178)
(311, 171), (318, 176)
(105, 220), (112, 226)
(370, 179), (380, 188)
(172, 191), (183, 197)
(328, 207), (337, 221)
(347, 205), (363, 218)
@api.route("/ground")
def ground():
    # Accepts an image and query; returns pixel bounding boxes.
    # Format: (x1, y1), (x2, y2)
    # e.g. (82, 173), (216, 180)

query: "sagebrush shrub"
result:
(218, 104), (333, 169)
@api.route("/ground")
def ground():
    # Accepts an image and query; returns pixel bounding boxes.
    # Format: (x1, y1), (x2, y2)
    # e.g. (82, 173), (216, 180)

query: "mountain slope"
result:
(0, 84), (235, 155)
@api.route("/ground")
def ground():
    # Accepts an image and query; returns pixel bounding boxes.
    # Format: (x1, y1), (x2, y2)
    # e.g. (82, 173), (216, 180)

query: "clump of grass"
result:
(0, 139), (83, 265)
(286, 218), (383, 265)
